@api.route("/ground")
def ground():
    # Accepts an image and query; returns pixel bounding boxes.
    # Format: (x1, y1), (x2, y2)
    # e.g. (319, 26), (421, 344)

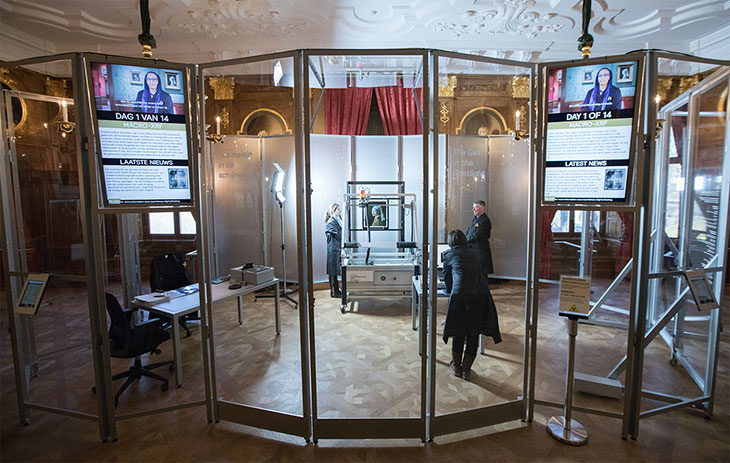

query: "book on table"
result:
(134, 293), (170, 304)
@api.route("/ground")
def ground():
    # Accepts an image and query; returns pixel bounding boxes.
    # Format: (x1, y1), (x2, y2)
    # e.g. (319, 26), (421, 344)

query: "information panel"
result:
(544, 60), (639, 203)
(90, 61), (191, 205)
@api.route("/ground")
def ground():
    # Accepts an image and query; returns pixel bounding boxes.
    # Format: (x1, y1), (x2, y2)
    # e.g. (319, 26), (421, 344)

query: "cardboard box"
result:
(243, 265), (275, 285)
(230, 266), (245, 284)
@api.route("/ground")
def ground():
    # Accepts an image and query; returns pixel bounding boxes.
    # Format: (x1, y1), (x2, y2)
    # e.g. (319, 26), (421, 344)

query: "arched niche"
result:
(238, 108), (292, 136)
(456, 106), (507, 136)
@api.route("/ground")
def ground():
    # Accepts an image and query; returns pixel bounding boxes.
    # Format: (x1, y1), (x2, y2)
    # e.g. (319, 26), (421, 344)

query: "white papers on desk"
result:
(134, 293), (170, 304)
(167, 283), (199, 299)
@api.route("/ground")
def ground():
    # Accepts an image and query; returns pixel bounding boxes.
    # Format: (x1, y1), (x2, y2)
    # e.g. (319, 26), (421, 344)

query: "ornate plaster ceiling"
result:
(1, 0), (728, 65)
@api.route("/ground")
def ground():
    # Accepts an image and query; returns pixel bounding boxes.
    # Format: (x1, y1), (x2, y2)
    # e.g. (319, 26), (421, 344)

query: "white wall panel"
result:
(488, 136), (529, 280)
(310, 134), (351, 282)
(211, 137), (263, 277)
(262, 135), (298, 282)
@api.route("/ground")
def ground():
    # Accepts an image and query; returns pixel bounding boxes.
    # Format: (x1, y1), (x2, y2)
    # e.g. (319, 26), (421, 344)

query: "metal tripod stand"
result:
(258, 198), (298, 307)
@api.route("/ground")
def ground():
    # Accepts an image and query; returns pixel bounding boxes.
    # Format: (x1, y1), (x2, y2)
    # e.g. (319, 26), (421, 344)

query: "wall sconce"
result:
(655, 119), (665, 139)
(54, 99), (75, 138)
(205, 116), (224, 143)
(509, 109), (528, 141)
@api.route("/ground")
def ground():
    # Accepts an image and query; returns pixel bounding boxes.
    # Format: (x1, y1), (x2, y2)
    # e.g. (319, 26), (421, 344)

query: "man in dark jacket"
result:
(442, 229), (501, 381)
(466, 200), (494, 277)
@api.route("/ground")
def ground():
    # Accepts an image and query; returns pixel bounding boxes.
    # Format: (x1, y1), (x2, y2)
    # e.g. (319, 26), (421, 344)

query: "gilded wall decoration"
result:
(679, 75), (702, 95)
(220, 107), (230, 129)
(209, 76), (235, 100)
(656, 77), (674, 102)
(511, 76), (530, 99)
(439, 102), (450, 126)
(0, 67), (27, 131)
(438, 75), (457, 98)
(44, 77), (68, 98)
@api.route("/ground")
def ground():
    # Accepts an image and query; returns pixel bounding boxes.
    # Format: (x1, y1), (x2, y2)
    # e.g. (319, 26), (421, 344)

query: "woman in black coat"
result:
(325, 203), (342, 298)
(441, 229), (501, 380)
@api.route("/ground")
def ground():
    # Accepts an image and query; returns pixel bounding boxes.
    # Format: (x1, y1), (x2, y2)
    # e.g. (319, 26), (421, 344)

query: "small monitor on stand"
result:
(14, 273), (50, 316)
(684, 270), (720, 311)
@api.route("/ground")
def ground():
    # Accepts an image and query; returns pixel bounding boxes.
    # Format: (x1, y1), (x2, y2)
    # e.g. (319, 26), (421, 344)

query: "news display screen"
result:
(90, 61), (191, 205)
(544, 60), (639, 203)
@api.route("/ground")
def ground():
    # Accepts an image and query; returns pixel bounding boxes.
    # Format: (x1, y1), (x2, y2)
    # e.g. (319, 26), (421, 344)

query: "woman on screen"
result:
(582, 67), (622, 111)
(135, 71), (174, 114)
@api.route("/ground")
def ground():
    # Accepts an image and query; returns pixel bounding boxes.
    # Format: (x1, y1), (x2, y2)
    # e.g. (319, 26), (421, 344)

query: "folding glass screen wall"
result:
(1, 50), (727, 444)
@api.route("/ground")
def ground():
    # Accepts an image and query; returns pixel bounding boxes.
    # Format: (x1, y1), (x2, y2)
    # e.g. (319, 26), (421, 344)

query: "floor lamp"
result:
(263, 162), (298, 307)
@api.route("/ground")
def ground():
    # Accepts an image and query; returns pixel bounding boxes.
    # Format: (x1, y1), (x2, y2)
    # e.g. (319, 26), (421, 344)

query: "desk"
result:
(411, 276), (486, 355)
(134, 278), (280, 386)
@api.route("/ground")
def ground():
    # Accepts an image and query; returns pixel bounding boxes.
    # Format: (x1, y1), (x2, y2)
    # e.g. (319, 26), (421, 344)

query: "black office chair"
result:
(149, 253), (197, 337)
(104, 292), (174, 407)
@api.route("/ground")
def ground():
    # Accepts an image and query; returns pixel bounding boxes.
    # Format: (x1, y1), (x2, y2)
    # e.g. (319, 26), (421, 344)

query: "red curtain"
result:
(616, 211), (634, 274)
(539, 211), (557, 279)
(374, 86), (423, 135)
(325, 87), (373, 135)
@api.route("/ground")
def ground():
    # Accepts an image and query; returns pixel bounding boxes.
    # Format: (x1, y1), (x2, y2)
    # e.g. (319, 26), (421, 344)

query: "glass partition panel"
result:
(434, 55), (529, 422)
(673, 66), (728, 391)
(645, 59), (728, 407)
(307, 53), (425, 431)
(2, 59), (99, 418)
(201, 56), (304, 419)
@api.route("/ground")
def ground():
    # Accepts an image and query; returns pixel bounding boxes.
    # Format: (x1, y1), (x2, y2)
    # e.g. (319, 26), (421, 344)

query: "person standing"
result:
(325, 203), (342, 298)
(466, 200), (494, 277)
(441, 229), (501, 380)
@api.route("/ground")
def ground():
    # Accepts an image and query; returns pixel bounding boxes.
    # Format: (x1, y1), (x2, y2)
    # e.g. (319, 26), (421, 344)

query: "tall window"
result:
(148, 212), (196, 236)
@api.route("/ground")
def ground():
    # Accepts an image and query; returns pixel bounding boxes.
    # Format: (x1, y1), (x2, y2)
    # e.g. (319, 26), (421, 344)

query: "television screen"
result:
(544, 60), (639, 203)
(90, 61), (191, 206)
(366, 202), (388, 229)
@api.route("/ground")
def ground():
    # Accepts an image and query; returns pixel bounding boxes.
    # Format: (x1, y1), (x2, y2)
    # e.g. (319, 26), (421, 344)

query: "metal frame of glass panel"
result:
(1, 53), (210, 442)
(529, 52), (649, 439)
(429, 50), (535, 438)
(644, 53), (729, 421)
(301, 48), (429, 442)
(198, 50), (311, 441)
(527, 50), (728, 440)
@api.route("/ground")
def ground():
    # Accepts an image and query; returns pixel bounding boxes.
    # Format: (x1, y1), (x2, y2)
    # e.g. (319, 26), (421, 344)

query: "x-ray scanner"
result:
(339, 181), (420, 313)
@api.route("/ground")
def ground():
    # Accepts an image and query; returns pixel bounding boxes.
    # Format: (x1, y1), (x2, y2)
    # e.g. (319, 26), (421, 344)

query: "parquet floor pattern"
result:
(1, 281), (728, 462)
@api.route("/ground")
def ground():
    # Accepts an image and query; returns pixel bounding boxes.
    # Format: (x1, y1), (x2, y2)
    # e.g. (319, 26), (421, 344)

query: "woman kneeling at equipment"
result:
(441, 229), (501, 380)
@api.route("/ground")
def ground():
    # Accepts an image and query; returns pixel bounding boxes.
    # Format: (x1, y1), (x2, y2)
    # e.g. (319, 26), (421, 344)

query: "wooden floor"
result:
(1, 280), (728, 462)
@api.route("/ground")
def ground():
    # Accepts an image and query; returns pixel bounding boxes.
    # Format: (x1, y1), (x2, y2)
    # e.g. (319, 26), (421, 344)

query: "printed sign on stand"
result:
(559, 276), (591, 319)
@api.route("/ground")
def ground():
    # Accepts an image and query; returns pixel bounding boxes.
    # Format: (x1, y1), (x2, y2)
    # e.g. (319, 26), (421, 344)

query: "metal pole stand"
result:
(256, 200), (298, 308)
(547, 315), (589, 445)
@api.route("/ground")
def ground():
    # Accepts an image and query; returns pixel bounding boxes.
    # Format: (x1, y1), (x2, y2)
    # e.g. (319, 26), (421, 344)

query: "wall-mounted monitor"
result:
(88, 59), (193, 206)
(543, 59), (641, 204)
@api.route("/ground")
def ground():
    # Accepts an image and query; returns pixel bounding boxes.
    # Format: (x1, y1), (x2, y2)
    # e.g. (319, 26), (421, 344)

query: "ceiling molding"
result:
(175, 1), (312, 40)
(1, 0), (728, 64)
(0, 0), (137, 41)
(433, 0), (574, 39)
